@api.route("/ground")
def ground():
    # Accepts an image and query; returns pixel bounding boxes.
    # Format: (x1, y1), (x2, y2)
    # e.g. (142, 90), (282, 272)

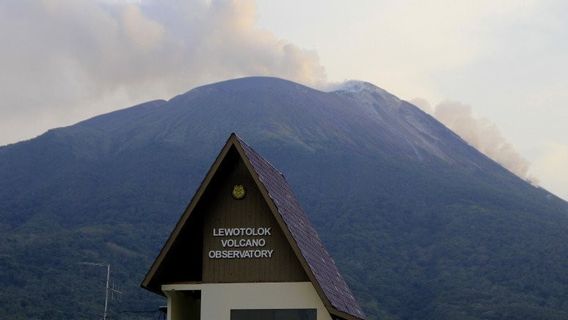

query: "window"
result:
(231, 309), (317, 320)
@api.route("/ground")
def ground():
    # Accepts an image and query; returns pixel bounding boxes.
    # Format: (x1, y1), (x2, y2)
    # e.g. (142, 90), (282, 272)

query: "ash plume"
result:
(412, 99), (537, 183)
(0, 0), (326, 145)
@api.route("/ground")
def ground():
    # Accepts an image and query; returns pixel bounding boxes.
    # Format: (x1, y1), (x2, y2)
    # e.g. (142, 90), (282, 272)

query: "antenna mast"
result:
(103, 264), (110, 320)
(79, 262), (122, 320)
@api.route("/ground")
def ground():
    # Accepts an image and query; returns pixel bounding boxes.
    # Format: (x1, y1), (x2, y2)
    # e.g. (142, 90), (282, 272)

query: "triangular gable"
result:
(142, 133), (365, 320)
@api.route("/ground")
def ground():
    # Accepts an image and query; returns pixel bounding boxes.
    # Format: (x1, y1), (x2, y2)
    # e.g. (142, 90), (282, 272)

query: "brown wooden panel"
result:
(200, 150), (307, 282)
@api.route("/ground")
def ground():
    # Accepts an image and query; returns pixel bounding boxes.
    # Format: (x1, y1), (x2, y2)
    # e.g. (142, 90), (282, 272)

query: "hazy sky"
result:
(1, 0), (566, 199)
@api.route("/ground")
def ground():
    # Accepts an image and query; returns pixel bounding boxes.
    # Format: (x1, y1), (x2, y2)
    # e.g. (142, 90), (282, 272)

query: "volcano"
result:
(0, 77), (567, 320)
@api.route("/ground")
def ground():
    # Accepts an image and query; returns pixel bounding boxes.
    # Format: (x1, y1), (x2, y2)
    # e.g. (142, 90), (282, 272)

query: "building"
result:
(141, 133), (365, 320)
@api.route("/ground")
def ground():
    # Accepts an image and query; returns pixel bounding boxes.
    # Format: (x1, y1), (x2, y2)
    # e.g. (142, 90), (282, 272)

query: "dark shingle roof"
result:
(237, 136), (365, 320)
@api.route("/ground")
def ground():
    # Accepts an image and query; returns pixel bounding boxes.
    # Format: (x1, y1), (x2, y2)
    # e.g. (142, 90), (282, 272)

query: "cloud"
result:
(411, 98), (536, 182)
(0, 0), (326, 145)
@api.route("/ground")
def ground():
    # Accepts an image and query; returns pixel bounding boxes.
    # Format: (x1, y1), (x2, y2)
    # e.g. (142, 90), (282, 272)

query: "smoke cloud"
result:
(0, 0), (326, 145)
(411, 99), (536, 182)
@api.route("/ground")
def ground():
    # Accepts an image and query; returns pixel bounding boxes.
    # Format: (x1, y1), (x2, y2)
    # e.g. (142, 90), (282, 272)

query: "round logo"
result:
(232, 184), (246, 200)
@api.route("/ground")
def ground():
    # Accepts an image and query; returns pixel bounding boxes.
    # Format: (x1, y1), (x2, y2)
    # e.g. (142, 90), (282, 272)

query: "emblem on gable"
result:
(232, 184), (246, 200)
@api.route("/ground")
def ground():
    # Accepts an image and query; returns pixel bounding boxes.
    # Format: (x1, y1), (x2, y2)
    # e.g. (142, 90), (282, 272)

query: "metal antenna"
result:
(111, 280), (122, 303)
(79, 262), (122, 320)
(103, 264), (110, 320)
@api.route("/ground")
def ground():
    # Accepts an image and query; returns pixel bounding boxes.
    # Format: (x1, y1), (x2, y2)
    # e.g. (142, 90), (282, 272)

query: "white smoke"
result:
(0, 0), (326, 145)
(411, 99), (537, 183)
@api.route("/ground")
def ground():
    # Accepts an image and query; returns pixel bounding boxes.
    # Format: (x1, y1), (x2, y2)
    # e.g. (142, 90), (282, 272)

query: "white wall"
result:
(162, 282), (332, 320)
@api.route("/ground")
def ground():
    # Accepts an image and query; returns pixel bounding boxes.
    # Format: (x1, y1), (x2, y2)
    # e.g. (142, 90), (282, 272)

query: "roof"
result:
(142, 133), (365, 320)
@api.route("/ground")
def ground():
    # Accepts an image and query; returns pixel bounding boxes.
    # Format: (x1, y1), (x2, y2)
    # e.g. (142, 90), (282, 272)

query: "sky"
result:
(0, 0), (566, 200)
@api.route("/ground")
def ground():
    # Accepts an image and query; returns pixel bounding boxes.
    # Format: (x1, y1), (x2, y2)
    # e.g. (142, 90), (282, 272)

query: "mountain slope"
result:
(0, 77), (567, 320)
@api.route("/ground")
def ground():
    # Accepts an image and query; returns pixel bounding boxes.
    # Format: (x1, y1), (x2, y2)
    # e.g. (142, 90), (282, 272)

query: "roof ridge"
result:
(232, 133), (284, 177)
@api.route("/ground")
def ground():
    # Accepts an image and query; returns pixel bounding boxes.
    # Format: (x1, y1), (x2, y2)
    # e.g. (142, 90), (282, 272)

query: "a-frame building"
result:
(142, 133), (365, 320)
